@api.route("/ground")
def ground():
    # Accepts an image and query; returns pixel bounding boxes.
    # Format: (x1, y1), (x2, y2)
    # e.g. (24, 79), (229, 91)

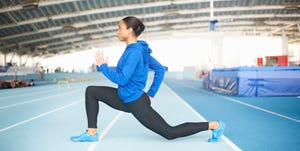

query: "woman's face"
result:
(117, 20), (130, 42)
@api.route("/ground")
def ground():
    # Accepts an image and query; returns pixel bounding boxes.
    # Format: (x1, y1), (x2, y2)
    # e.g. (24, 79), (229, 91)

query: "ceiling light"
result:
(36, 44), (48, 49)
(283, 3), (299, 10)
(72, 22), (88, 28)
(22, 0), (39, 9)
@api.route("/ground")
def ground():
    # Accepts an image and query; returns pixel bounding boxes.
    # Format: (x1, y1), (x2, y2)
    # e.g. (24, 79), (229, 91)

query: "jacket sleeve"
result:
(147, 56), (165, 97)
(97, 50), (141, 86)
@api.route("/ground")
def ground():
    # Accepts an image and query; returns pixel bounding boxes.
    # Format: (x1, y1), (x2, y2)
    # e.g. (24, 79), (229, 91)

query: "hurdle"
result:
(57, 78), (70, 88)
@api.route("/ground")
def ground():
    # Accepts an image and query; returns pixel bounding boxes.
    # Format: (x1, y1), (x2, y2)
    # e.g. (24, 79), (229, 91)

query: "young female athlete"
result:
(70, 16), (225, 142)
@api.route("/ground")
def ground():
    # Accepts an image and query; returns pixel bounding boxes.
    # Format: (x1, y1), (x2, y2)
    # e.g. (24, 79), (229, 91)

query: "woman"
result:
(70, 16), (225, 143)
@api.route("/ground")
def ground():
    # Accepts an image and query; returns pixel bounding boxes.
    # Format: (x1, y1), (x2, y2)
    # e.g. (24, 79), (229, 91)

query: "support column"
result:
(210, 0), (214, 20)
(209, 0), (218, 31)
(19, 55), (22, 66)
(209, 0), (222, 68)
(1, 53), (8, 66)
(4, 54), (7, 65)
(280, 29), (289, 66)
(281, 34), (288, 55)
(0, 54), (3, 66)
(210, 33), (223, 68)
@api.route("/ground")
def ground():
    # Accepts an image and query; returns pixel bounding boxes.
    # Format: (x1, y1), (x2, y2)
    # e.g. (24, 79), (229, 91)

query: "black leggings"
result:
(85, 86), (209, 140)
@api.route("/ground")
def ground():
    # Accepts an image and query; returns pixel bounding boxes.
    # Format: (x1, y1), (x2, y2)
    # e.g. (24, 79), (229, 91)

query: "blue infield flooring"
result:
(0, 72), (299, 151)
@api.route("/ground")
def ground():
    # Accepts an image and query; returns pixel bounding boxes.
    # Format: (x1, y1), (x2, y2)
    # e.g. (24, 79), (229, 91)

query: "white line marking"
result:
(86, 112), (123, 151)
(0, 89), (82, 110)
(184, 84), (300, 123)
(220, 95), (300, 123)
(163, 83), (242, 151)
(0, 83), (86, 100)
(0, 100), (83, 133)
(0, 89), (52, 100)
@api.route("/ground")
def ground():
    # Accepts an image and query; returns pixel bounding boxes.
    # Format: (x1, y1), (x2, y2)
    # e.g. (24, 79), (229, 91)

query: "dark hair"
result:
(122, 16), (145, 37)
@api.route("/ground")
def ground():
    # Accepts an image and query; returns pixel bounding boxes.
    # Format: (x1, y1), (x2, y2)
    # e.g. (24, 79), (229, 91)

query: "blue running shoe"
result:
(208, 121), (225, 143)
(70, 132), (98, 142)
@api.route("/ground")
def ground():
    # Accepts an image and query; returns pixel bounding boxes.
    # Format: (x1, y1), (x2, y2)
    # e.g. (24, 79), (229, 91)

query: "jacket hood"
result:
(134, 40), (152, 64)
(137, 40), (152, 53)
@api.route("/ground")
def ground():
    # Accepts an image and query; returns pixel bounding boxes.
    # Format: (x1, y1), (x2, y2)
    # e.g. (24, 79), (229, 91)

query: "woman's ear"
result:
(127, 27), (133, 34)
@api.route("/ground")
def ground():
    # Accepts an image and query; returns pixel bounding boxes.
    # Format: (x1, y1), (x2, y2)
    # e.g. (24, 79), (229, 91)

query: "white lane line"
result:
(163, 83), (242, 151)
(0, 89), (53, 100)
(86, 112), (123, 151)
(0, 100), (83, 133)
(0, 89), (82, 110)
(184, 84), (300, 123)
(0, 83), (85, 100)
(219, 95), (300, 123)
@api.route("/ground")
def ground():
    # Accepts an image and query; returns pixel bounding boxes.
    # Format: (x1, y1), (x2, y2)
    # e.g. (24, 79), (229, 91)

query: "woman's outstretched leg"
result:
(126, 93), (212, 140)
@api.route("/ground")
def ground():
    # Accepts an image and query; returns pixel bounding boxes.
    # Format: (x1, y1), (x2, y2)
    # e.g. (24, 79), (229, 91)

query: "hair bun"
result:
(122, 16), (145, 37)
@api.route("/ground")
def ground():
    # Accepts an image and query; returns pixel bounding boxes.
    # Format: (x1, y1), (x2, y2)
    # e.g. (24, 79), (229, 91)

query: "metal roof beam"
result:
(0, 0), (300, 52)
(0, 0), (83, 13)
(2, 18), (298, 51)
(0, 1), (290, 30)
(1, 12), (299, 51)
(1, 6), (299, 41)
(0, 26), (61, 40)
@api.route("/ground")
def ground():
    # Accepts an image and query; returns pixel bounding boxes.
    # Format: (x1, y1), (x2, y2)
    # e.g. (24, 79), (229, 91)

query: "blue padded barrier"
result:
(203, 66), (300, 96)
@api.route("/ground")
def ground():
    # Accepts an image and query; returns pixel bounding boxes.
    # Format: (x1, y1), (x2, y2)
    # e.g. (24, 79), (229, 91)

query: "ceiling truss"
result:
(0, 0), (299, 57)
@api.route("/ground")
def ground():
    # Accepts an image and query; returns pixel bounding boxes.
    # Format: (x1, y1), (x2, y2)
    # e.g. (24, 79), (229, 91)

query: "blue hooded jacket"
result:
(97, 40), (165, 103)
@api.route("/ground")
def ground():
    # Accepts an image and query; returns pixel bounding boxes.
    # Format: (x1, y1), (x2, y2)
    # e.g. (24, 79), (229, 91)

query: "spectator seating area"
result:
(0, 66), (37, 76)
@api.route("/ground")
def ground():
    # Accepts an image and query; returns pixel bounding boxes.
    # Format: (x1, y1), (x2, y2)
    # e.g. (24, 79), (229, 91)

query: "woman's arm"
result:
(147, 56), (165, 98)
(95, 50), (140, 86)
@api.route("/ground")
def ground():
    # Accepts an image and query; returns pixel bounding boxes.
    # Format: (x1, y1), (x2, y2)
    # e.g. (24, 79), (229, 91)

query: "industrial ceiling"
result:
(0, 0), (299, 58)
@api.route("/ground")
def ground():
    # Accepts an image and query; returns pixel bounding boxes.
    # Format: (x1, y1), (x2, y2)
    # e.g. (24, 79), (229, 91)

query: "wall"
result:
(222, 36), (282, 67)
(288, 44), (300, 65)
(41, 35), (285, 72)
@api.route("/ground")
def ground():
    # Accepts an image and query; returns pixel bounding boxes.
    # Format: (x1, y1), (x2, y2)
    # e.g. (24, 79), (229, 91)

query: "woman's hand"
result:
(94, 50), (108, 67)
(148, 96), (153, 103)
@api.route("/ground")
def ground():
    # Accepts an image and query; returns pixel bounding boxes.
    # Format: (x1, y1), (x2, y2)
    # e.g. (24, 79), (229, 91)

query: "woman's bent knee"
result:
(86, 86), (96, 95)
(162, 134), (176, 140)
(159, 131), (177, 140)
